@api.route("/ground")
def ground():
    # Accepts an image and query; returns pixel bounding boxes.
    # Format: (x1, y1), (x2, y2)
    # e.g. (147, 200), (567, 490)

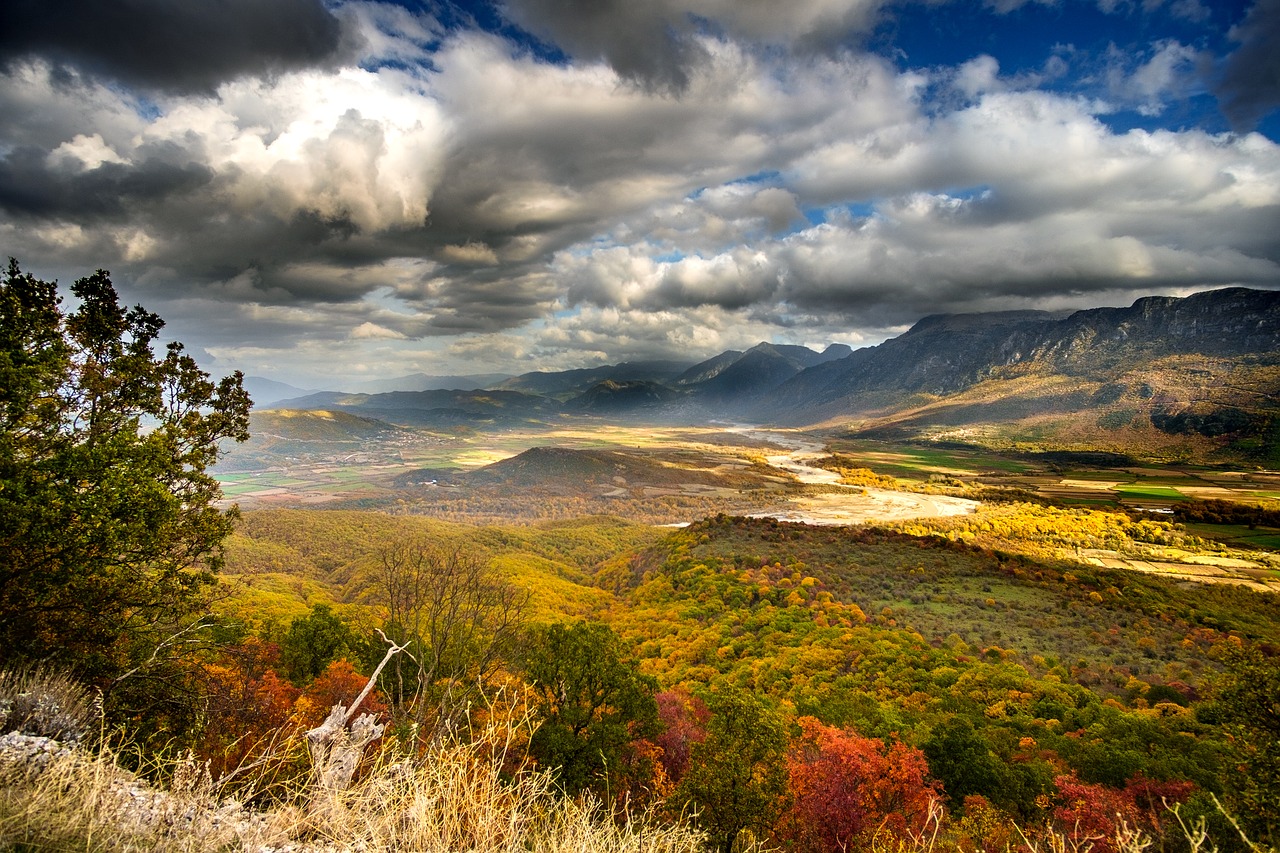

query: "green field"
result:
(1114, 483), (1190, 501)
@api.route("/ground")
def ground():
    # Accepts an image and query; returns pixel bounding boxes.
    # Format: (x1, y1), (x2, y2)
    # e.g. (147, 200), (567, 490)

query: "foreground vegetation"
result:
(8, 507), (1278, 852)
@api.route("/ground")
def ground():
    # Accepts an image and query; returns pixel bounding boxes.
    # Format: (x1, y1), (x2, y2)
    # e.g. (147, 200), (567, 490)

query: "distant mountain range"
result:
(243, 373), (513, 406)
(257, 287), (1280, 463)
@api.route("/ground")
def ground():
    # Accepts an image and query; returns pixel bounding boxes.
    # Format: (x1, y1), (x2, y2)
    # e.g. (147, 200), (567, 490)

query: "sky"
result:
(1, 0), (1278, 389)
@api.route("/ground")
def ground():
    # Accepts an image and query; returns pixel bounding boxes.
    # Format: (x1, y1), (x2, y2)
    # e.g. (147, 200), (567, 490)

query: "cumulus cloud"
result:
(0, 0), (1277, 385)
(500, 0), (885, 90)
(1107, 39), (1203, 116)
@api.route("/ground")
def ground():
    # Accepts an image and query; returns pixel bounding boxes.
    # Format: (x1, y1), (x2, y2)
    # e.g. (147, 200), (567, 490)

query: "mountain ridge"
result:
(250, 287), (1280, 462)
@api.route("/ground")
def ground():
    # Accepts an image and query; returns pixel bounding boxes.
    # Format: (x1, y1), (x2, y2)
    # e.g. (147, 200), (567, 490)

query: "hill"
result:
(495, 360), (691, 399)
(215, 409), (408, 471)
(266, 388), (559, 428)
(422, 445), (777, 493)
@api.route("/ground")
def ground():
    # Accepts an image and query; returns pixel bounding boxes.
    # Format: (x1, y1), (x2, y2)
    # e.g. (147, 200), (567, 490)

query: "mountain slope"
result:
(564, 380), (685, 413)
(688, 342), (852, 401)
(266, 388), (559, 427)
(495, 361), (691, 398)
(761, 287), (1280, 460)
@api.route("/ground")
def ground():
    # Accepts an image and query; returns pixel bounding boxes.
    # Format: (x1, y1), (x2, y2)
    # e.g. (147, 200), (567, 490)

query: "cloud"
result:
(1, 0), (1277, 386)
(350, 321), (407, 340)
(1107, 39), (1202, 116)
(0, 0), (351, 94)
(1215, 0), (1280, 130)
(499, 0), (885, 91)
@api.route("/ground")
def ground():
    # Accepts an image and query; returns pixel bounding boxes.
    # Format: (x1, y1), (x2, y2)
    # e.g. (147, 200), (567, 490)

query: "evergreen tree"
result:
(0, 260), (250, 686)
(521, 620), (659, 795)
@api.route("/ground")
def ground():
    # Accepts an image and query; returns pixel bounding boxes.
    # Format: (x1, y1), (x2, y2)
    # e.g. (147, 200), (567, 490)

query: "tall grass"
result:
(0, 706), (704, 853)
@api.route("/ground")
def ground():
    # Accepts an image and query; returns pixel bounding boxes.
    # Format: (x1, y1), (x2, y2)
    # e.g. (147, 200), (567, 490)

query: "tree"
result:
(278, 603), (362, 687)
(1201, 642), (1280, 846)
(654, 688), (710, 786)
(0, 260), (249, 684)
(521, 620), (660, 796)
(674, 689), (790, 853)
(781, 717), (939, 853)
(922, 716), (1003, 807)
(373, 540), (527, 745)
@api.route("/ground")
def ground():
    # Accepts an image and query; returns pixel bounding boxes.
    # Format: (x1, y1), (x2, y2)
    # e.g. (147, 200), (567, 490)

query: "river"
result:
(730, 427), (979, 526)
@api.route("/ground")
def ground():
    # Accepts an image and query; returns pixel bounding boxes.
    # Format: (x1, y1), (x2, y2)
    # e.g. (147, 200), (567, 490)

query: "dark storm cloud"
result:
(500, 0), (708, 91)
(0, 0), (349, 94)
(0, 146), (213, 219)
(1215, 0), (1280, 129)
(498, 0), (883, 92)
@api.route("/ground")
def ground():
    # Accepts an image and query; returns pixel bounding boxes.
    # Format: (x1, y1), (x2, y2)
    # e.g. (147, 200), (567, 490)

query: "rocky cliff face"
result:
(761, 287), (1280, 423)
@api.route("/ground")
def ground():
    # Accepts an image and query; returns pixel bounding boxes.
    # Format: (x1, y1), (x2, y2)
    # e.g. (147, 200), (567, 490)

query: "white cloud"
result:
(1107, 39), (1202, 116)
(349, 321), (407, 340)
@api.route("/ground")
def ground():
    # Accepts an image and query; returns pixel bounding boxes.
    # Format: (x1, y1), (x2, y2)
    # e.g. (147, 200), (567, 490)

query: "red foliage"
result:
(653, 688), (710, 785)
(1052, 774), (1195, 853)
(192, 638), (300, 779)
(779, 717), (940, 853)
(1053, 775), (1137, 853)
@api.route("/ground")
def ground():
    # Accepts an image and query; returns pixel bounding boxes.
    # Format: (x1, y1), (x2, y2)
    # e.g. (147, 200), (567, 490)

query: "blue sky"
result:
(1, 0), (1277, 387)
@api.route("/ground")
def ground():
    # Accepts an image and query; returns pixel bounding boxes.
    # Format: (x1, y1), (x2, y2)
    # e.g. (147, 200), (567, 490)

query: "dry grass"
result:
(0, 666), (97, 744)
(0, 704), (704, 853)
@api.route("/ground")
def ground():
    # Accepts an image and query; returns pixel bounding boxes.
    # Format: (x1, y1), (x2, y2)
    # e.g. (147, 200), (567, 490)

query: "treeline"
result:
(1172, 498), (1280, 529)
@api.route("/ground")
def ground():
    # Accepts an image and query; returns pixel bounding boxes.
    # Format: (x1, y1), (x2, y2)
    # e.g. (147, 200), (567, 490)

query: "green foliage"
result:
(1200, 642), (1280, 846)
(373, 541), (528, 743)
(278, 604), (362, 686)
(0, 260), (249, 686)
(521, 620), (660, 796)
(674, 689), (790, 853)
(922, 717), (1005, 808)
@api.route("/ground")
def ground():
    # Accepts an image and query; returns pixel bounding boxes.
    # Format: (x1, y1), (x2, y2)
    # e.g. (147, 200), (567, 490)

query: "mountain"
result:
(495, 361), (691, 398)
(689, 342), (852, 401)
(762, 287), (1280, 461)
(563, 380), (685, 413)
(243, 376), (314, 408)
(352, 372), (512, 394)
(675, 351), (743, 385)
(241, 288), (1280, 463)
(265, 388), (559, 427)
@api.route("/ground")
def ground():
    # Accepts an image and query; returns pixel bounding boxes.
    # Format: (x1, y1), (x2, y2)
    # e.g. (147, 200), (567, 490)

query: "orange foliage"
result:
(192, 638), (300, 780)
(290, 658), (388, 730)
